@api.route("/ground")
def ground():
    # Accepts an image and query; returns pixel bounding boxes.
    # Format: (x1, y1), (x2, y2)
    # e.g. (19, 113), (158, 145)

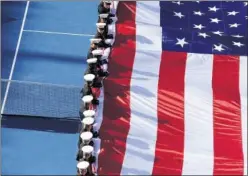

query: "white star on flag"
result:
(244, 2), (248, 6)
(174, 12), (184, 18)
(208, 6), (220, 12)
(210, 18), (221, 23)
(193, 11), (204, 16)
(227, 11), (239, 16)
(229, 23), (241, 28)
(213, 44), (225, 52)
(212, 31), (224, 36)
(198, 32), (210, 38)
(231, 34), (244, 38)
(233, 41), (244, 47)
(176, 38), (188, 48)
(172, 1), (183, 5)
(193, 24), (205, 30)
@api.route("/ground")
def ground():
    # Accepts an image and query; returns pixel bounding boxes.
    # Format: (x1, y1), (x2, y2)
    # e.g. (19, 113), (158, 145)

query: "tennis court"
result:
(1, 1), (98, 174)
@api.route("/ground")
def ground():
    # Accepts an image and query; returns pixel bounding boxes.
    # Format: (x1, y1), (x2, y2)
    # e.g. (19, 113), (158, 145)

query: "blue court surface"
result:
(1, 1), (99, 174)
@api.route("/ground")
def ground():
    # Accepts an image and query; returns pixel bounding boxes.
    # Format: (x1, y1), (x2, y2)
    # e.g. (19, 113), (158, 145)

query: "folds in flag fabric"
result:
(97, 1), (247, 175)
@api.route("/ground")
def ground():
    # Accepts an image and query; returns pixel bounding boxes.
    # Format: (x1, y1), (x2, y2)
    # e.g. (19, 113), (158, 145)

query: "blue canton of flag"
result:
(160, 1), (248, 56)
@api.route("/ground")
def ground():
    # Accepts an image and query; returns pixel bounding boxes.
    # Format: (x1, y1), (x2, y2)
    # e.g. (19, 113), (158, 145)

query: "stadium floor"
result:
(1, 1), (98, 174)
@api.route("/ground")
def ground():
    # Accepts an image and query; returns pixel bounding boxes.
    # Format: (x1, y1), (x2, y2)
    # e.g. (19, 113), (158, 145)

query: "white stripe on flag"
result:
(110, 1), (119, 14)
(136, 1), (160, 26)
(240, 56), (247, 176)
(120, 2), (162, 175)
(182, 53), (214, 175)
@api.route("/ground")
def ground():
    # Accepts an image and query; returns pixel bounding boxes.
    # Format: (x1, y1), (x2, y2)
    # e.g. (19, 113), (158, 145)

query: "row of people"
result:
(76, 1), (117, 175)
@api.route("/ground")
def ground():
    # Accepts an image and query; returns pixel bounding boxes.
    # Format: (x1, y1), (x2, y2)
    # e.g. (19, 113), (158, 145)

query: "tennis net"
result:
(1, 79), (81, 119)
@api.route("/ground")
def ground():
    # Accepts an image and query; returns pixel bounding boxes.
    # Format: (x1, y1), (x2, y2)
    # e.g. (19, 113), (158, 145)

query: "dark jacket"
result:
(95, 31), (113, 48)
(87, 46), (103, 66)
(77, 170), (95, 176)
(98, 2), (115, 16)
(78, 128), (96, 148)
(87, 47), (95, 59)
(79, 100), (86, 119)
(98, 2), (110, 14)
(98, 16), (113, 25)
(82, 84), (92, 97)
(76, 152), (96, 163)
(78, 139), (94, 149)
(84, 65), (98, 76)
(86, 171), (95, 176)
(95, 28), (114, 40)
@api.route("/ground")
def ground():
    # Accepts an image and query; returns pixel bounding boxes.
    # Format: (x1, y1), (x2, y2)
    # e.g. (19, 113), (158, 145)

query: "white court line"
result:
(1, 79), (82, 89)
(1, 1), (30, 114)
(23, 29), (94, 37)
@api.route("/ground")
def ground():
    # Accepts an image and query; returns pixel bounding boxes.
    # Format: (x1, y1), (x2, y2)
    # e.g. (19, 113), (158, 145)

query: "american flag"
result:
(160, 1), (247, 56)
(94, 1), (247, 175)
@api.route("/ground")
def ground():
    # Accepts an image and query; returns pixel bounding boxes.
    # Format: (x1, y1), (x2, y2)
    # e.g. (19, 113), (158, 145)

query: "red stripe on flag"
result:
(212, 55), (244, 175)
(97, 2), (136, 175)
(152, 51), (187, 175)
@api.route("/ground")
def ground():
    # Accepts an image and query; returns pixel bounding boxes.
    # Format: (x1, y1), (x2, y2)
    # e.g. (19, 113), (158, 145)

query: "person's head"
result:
(82, 145), (94, 160)
(99, 17), (105, 23)
(103, 1), (111, 9)
(82, 117), (94, 131)
(83, 110), (96, 118)
(99, 14), (108, 24)
(90, 43), (96, 49)
(84, 74), (95, 87)
(86, 58), (97, 70)
(77, 161), (89, 175)
(82, 95), (93, 110)
(80, 131), (93, 145)
(91, 49), (103, 59)
(96, 23), (106, 34)
(86, 124), (92, 131)
(97, 27), (104, 34)
(90, 38), (102, 49)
